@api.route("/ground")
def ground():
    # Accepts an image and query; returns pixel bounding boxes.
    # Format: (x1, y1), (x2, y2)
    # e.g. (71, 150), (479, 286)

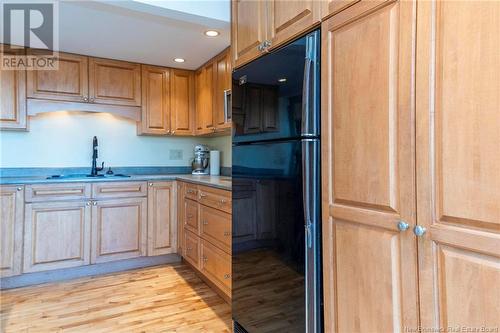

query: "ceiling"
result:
(5, 0), (231, 70)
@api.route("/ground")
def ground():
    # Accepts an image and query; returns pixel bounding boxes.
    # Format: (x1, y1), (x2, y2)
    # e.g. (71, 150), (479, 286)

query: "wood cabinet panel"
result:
(200, 239), (231, 296)
(321, 1), (418, 331)
(147, 181), (176, 256)
(170, 69), (195, 135)
(324, 0), (360, 18)
(214, 49), (232, 130)
(0, 49), (27, 130)
(184, 229), (200, 269)
(184, 198), (199, 234)
(198, 185), (232, 214)
(91, 197), (147, 263)
(138, 65), (170, 135)
(23, 201), (91, 273)
(176, 182), (185, 254)
(0, 186), (24, 277)
(200, 205), (231, 254)
(184, 183), (198, 201)
(91, 182), (147, 199)
(25, 183), (91, 202)
(89, 58), (141, 107)
(196, 63), (214, 134)
(26, 51), (88, 102)
(232, 0), (268, 68)
(416, 0), (500, 329)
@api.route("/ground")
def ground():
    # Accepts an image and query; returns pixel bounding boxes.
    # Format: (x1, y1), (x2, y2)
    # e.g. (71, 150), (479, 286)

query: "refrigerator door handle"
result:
(301, 32), (319, 137)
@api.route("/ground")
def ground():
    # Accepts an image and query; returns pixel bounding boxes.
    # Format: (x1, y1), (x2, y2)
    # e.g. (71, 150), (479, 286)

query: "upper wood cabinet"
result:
(321, 1), (418, 331)
(0, 186), (24, 277)
(0, 49), (27, 130)
(195, 63), (215, 135)
(214, 48), (232, 131)
(231, 0), (322, 68)
(323, 0), (360, 19)
(416, 0), (500, 329)
(170, 69), (195, 135)
(138, 65), (170, 135)
(27, 51), (88, 103)
(24, 200), (92, 273)
(232, 0), (268, 68)
(89, 57), (141, 106)
(147, 181), (176, 256)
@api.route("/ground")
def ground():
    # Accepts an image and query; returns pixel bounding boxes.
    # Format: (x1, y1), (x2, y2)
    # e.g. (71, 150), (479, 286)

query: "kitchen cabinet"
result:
(0, 48), (27, 130)
(184, 229), (200, 269)
(184, 198), (199, 234)
(195, 63), (215, 135)
(91, 197), (147, 264)
(170, 69), (195, 135)
(214, 48), (232, 131)
(26, 182), (91, 202)
(323, 0), (360, 19)
(24, 200), (92, 273)
(200, 240), (231, 295)
(231, 0), (322, 68)
(200, 205), (232, 254)
(0, 186), (24, 277)
(89, 57), (141, 107)
(147, 181), (176, 256)
(321, 1), (418, 331)
(415, 0), (500, 329)
(138, 65), (170, 135)
(26, 51), (88, 103)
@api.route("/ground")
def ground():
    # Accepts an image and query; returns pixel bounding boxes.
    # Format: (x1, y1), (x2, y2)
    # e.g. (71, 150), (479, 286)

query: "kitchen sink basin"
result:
(46, 174), (131, 180)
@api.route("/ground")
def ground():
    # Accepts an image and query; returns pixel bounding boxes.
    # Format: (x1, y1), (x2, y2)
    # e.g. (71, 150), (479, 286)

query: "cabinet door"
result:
(89, 57), (141, 106)
(268, 0), (322, 49)
(200, 205), (232, 254)
(184, 198), (199, 234)
(91, 197), (147, 263)
(416, 1), (500, 330)
(195, 68), (205, 133)
(138, 65), (170, 135)
(26, 51), (88, 102)
(0, 49), (27, 130)
(24, 201), (91, 273)
(200, 240), (231, 296)
(214, 49), (232, 131)
(177, 182), (185, 254)
(0, 186), (24, 277)
(323, 0), (360, 19)
(195, 64), (215, 135)
(170, 69), (195, 135)
(147, 181), (176, 256)
(321, 1), (418, 332)
(232, 0), (268, 68)
(184, 229), (200, 269)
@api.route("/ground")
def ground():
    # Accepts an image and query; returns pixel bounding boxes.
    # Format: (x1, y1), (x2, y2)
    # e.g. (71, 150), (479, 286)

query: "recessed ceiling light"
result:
(205, 30), (220, 37)
(278, 78), (287, 83)
(174, 58), (185, 63)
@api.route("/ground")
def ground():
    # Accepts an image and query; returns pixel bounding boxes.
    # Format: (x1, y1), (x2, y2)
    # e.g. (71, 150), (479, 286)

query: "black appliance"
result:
(232, 30), (322, 333)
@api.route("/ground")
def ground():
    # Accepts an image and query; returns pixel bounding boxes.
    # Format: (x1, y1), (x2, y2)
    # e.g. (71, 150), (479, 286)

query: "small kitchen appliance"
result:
(192, 144), (210, 175)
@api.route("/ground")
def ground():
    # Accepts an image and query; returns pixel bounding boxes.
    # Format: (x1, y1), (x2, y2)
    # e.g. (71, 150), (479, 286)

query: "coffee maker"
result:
(191, 144), (210, 175)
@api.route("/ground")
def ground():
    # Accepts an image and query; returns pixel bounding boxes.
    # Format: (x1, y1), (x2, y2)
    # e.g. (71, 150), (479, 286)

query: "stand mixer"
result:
(191, 144), (210, 175)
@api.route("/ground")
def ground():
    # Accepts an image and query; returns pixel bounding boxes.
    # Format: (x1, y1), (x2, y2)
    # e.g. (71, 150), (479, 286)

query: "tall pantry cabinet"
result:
(321, 0), (499, 332)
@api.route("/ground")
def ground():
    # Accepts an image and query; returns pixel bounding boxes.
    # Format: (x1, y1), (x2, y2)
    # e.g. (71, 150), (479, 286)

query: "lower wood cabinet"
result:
(200, 205), (231, 254)
(147, 181), (176, 256)
(200, 239), (231, 295)
(184, 198), (199, 234)
(23, 200), (92, 273)
(0, 186), (24, 277)
(184, 229), (200, 268)
(91, 197), (147, 264)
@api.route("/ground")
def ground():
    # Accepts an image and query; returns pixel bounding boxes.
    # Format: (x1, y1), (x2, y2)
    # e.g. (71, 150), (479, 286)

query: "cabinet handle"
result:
(224, 274), (230, 279)
(187, 214), (193, 218)
(203, 220), (208, 225)
(92, 201), (98, 206)
(83, 96), (88, 102)
(187, 246), (192, 251)
(202, 256), (208, 262)
(89, 97), (95, 103)
(397, 221), (409, 232)
(224, 231), (230, 236)
(149, 183), (153, 187)
(171, 130), (176, 134)
(16, 187), (22, 191)
(187, 189), (196, 194)
(86, 201), (91, 206)
(219, 199), (226, 204)
(199, 193), (207, 198)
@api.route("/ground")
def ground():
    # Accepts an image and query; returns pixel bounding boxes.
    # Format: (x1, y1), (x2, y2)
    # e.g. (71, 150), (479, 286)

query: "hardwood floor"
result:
(0, 264), (232, 332)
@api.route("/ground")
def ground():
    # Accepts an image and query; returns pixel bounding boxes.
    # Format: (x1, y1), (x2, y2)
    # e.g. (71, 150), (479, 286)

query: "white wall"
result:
(0, 112), (231, 168)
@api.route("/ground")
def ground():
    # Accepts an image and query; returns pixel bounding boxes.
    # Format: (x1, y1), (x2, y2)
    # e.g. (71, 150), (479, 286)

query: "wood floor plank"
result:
(1, 264), (231, 332)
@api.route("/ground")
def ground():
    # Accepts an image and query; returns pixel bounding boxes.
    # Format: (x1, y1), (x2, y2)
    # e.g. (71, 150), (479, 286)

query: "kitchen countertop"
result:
(0, 174), (232, 191)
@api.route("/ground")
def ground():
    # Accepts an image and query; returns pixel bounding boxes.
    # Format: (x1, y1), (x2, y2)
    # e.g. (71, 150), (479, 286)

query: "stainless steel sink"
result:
(46, 174), (131, 180)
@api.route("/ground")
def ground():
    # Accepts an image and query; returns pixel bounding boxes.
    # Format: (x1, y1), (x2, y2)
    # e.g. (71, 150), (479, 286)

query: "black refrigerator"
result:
(232, 30), (322, 333)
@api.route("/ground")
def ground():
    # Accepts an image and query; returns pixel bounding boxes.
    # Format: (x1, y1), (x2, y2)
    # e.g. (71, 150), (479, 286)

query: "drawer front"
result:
(201, 240), (231, 293)
(198, 185), (231, 213)
(200, 205), (231, 253)
(184, 198), (199, 233)
(184, 183), (198, 201)
(25, 183), (91, 202)
(184, 230), (200, 269)
(92, 182), (147, 199)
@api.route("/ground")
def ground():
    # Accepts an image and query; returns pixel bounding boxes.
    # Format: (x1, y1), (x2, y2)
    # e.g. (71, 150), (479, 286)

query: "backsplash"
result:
(0, 112), (231, 168)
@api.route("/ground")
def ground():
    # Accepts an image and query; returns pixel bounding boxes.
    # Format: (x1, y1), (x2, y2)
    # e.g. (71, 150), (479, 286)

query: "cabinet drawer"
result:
(184, 198), (199, 233)
(92, 182), (147, 199)
(200, 205), (231, 254)
(198, 185), (231, 213)
(184, 183), (198, 201)
(25, 183), (91, 202)
(184, 230), (200, 269)
(201, 240), (231, 294)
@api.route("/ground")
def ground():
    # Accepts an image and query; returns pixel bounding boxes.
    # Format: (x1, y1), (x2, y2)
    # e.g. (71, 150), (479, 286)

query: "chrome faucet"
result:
(90, 136), (104, 176)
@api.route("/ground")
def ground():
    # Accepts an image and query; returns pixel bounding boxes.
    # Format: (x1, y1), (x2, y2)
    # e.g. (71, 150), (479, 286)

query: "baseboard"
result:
(0, 254), (181, 290)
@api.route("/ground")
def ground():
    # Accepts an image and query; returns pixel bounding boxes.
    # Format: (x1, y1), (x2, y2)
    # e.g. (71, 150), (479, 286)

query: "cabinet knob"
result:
(92, 201), (98, 206)
(224, 231), (230, 236)
(171, 130), (176, 134)
(199, 193), (207, 198)
(149, 183), (153, 187)
(413, 225), (427, 237)
(187, 246), (192, 251)
(16, 187), (22, 191)
(89, 97), (95, 103)
(203, 220), (208, 225)
(187, 214), (193, 219)
(202, 256), (208, 262)
(86, 201), (91, 206)
(397, 221), (409, 232)
(219, 199), (226, 204)
(224, 274), (231, 279)
(83, 96), (89, 102)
